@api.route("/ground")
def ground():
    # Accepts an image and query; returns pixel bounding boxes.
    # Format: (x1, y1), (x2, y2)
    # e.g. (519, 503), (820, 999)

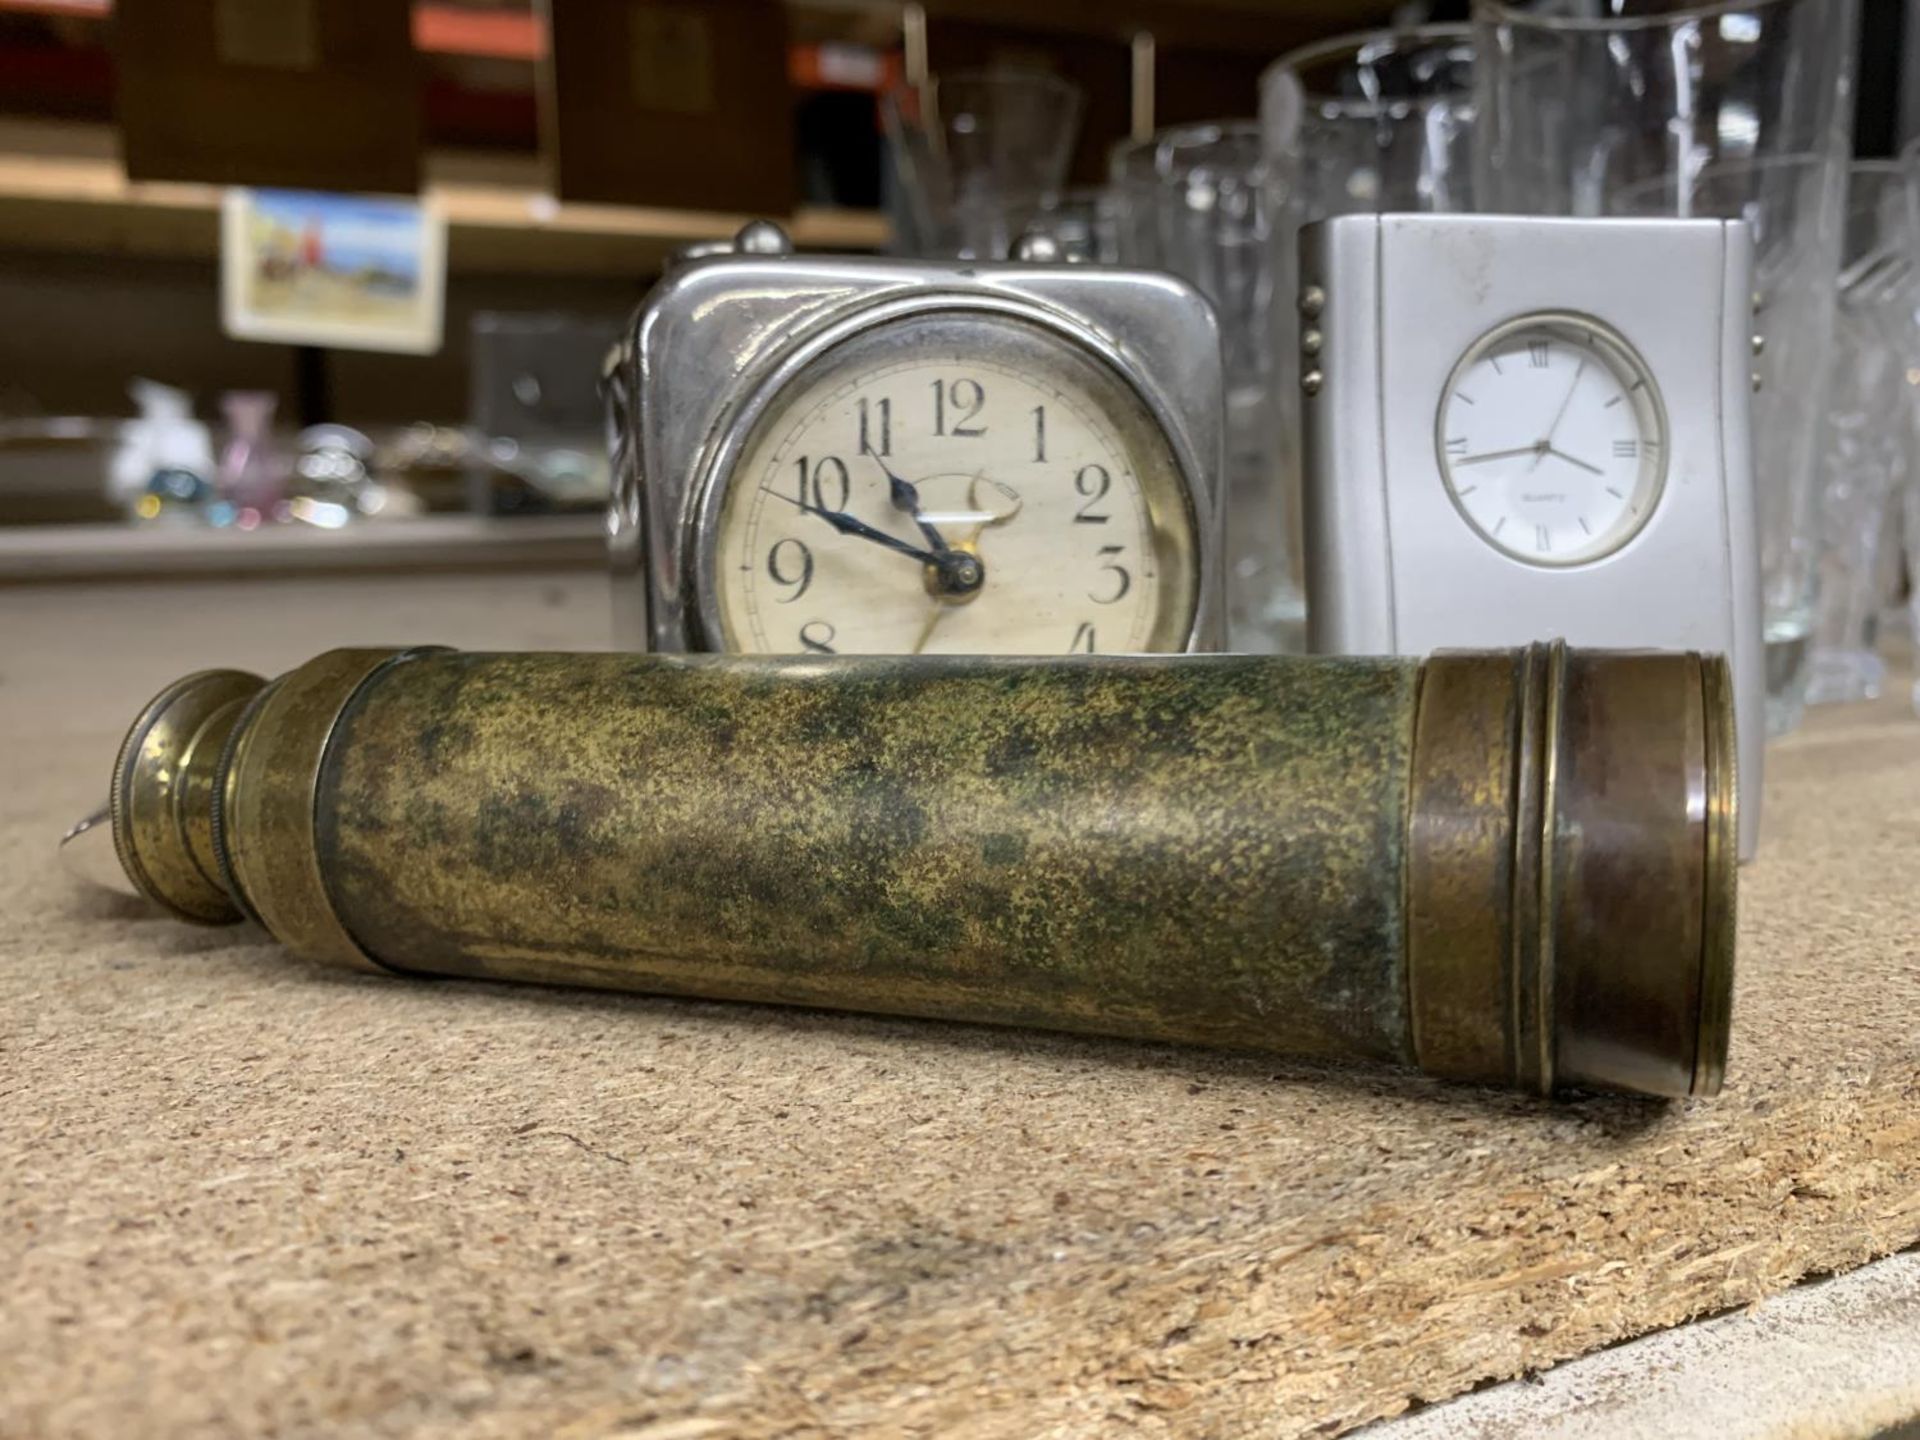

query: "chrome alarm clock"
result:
(606, 222), (1225, 656)
(1298, 212), (1764, 857)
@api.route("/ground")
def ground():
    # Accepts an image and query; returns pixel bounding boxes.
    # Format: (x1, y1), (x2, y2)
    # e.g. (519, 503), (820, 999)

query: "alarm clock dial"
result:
(1436, 314), (1669, 567)
(709, 310), (1200, 655)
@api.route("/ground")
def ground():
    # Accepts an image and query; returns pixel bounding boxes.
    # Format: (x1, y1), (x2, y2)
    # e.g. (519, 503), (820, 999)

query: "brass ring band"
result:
(219, 649), (410, 974)
(1409, 643), (1735, 1098)
(1695, 653), (1738, 1096)
(110, 669), (267, 925)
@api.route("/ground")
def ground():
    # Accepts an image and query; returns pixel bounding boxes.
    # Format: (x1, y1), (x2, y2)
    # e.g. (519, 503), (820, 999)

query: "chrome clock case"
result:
(606, 222), (1226, 654)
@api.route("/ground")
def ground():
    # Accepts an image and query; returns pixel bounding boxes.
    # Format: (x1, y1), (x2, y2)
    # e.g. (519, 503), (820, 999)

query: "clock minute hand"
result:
(1454, 444), (1542, 467)
(768, 489), (943, 565)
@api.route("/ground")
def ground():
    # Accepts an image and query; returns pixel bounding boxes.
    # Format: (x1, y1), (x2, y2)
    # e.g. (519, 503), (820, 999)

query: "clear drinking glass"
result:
(1252, 27), (1479, 652)
(1261, 24), (1479, 223)
(880, 70), (1084, 261)
(1472, 0), (1861, 734)
(1026, 186), (1122, 264)
(1806, 161), (1918, 705)
(1110, 122), (1298, 652)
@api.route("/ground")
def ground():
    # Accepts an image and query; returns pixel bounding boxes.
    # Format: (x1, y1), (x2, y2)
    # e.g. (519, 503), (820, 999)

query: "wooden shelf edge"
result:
(0, 120), (889, 277)
(0, 514), (608, 582)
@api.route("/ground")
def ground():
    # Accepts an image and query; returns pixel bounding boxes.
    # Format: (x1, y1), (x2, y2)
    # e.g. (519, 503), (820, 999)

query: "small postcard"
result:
(221, 188), (446, 354)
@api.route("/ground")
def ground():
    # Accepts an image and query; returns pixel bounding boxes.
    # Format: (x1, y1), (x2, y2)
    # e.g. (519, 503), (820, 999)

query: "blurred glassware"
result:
(880, 69), (1084, 260)
(216, 391), (289, 519)
(1111, 121), (1299, 652)
(1026, 186), (1122, 264)
(114, 379), (213, 521)
(1255, 27), (1478, 652)
(1262, 24), (1478, 222)
(469, 312), (623, 515)
(1807, 161), (1918, 706)
(1472, 0), (1860, 735)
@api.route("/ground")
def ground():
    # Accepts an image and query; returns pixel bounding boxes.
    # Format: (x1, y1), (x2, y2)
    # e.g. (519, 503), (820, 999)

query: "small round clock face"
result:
(708, 310), (1199, 655)
(1435, 313), (1669, 567)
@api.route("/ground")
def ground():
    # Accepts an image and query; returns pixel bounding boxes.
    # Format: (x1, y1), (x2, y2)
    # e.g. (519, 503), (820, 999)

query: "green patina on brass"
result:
(317, 653), (1421, 1063)
(106, 643), (1736, 1097)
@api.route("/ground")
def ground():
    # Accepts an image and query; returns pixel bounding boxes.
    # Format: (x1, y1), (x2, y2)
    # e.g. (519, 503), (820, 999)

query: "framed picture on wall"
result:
(220, 189), (447, 355)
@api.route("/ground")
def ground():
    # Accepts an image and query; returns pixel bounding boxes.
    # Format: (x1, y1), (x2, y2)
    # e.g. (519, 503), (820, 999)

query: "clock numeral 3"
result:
(1612, 439), (1638, 459)
(1074, 464), (1112, 523)
(794, 455), (850, 512)
(931, 378), (986, 437)
(798, 620), (837, 653)
(766, 536), (814, 602)
(1069, 622), (1096, 653)
(1090, 545), (1130, 604)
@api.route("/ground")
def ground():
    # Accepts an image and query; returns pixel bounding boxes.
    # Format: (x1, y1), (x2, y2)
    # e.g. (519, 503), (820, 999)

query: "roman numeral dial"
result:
(1435, 314), (1668, 567)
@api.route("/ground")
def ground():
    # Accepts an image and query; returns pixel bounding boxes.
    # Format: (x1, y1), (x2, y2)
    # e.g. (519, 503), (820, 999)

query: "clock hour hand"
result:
(869, 452), (954, 553)
(1544, 446), (1603, 476)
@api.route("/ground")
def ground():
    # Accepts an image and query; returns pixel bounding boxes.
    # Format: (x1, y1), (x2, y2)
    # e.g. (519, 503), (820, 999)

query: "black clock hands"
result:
(767, 488), (985, 595)
(870, 452), (955, 554)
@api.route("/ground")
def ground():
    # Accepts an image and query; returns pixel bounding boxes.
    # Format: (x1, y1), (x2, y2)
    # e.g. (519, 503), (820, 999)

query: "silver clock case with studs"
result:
(1298, 213), (1764, 858)
(606, 223), (1226, 658)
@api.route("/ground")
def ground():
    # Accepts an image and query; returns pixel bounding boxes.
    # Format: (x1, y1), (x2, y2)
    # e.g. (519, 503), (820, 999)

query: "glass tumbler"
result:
(1472, 0), (1861, 734)
(880, 69), (1084, 261)
(1110, 122), (1298, 653)
(1256, 26), (1479, 651)
(1261, 24), (1479, 223)
(1807, 161), (1919, 705)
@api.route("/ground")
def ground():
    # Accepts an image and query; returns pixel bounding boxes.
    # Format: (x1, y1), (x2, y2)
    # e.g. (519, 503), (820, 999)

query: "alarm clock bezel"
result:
(1432, 309), (1672, 569)
(680, 286), (1218, 655)
(609, 251), (1227, 655)
(695, 301), (1205, 655)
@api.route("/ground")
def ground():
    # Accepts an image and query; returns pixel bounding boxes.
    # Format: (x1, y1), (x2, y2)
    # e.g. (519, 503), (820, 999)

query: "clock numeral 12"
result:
(857, 397), (891, 457)
(1528, 341), (1551, 369)
(931, 378), (986, 437)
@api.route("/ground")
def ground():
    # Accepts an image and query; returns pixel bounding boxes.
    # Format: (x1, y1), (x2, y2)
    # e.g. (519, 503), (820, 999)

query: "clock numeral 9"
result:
(931, 377), (986, 437)
(1073, 464), (1111, 523)
(798, 620), (837, 653)
(766, 536), (814, 603)
(1090, 545), (1130, 604)
(794, 454), (850, 512)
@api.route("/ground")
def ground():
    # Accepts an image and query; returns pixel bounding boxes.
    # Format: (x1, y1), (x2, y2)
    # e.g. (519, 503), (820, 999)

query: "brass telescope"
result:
(108, 643), (1735, 1099)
